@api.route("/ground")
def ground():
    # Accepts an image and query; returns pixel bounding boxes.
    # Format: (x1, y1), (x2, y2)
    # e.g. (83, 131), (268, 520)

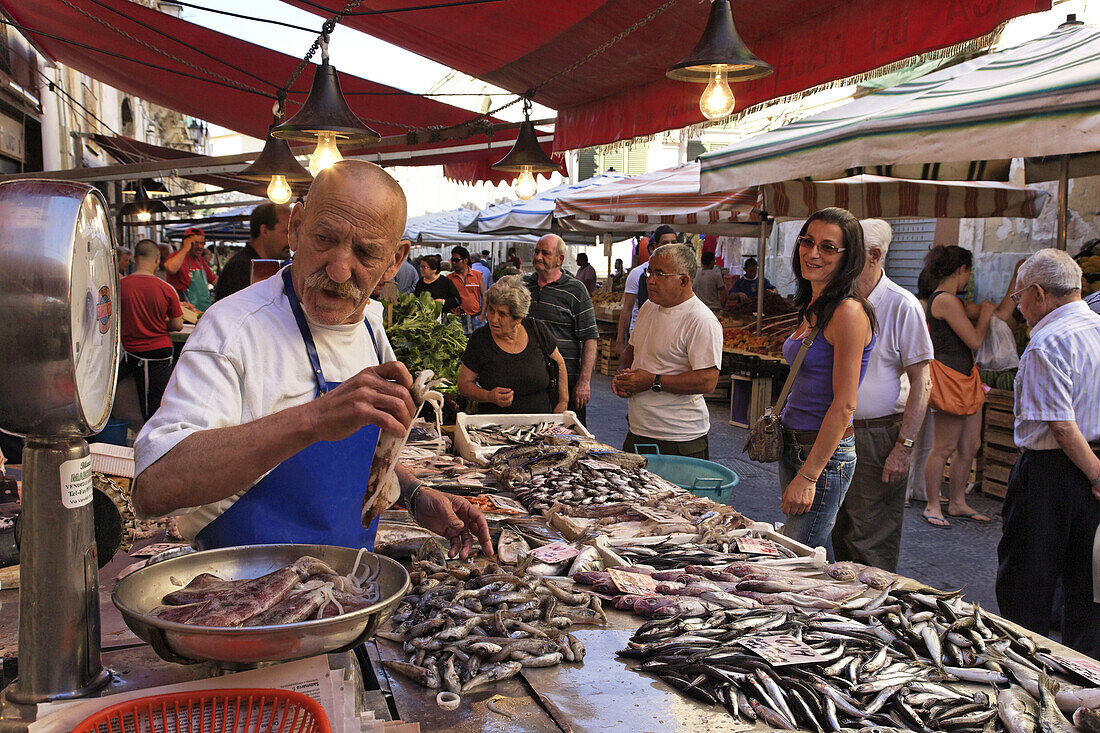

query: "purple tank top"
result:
(780, 329), (875, 430)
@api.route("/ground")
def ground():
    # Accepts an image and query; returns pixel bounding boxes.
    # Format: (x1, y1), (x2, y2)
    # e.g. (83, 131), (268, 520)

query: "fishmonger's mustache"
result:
(304, 271), (363, 302)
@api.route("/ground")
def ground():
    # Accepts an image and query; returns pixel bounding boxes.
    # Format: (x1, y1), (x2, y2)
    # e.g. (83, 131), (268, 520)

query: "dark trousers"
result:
(623, 430), (709, 460)
(833, 423), (906, 571)
(996, 449), (1100, 658)
(120, 347), (175, 420)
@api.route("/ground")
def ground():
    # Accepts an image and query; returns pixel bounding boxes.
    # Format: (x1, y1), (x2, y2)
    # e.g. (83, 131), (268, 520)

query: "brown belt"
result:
(852, 413), (904, 430)
(785, 426), (854, 444)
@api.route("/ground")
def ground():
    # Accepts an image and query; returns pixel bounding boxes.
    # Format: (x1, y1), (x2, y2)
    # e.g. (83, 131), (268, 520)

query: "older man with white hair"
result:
(613, 243), (722, 459)
(996, 248), (1100, 658)
(832, 220), (933, 571)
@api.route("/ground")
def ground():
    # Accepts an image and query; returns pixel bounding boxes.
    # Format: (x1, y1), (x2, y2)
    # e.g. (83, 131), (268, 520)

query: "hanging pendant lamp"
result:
(491, 98), (559, 200)
(666, 0), (773, 120)
(119, 182), (170, 222)
(123, 178), (168, 195)
(239, 124), (313, 205)
(271, 38), (379, 176)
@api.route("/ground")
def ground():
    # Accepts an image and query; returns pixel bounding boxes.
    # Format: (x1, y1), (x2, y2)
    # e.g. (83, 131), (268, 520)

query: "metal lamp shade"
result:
(119, 183), (170, 218)
(271, 59), (380, 144)
(666, 0), (773, 83)
(122, 178), (167, 195)
(491, 120), (559, 173)
(239, 130), (313, 183)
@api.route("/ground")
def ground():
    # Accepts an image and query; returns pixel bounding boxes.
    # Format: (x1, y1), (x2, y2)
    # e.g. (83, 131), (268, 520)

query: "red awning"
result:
(284, 0), (1050, 150)
(1, 0), (529, 181)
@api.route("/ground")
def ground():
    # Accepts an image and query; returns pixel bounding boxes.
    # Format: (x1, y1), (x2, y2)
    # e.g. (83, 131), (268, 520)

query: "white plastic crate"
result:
(454, 411), (594, 465)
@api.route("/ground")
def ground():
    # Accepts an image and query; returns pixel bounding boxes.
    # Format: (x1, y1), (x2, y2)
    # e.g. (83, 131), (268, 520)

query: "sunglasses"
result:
(796, 235), (845, 255)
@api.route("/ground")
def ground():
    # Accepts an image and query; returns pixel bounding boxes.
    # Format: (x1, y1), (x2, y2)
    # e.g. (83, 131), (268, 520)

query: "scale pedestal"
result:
(6, 441), (110, 705)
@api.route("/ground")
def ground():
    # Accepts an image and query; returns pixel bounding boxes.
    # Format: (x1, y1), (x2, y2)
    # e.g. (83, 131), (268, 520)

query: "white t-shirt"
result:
(134, 271), (395, 540)
(855, 273), (934, 419)
(624, 264), (647, 332)
(628, 295), (722, 441)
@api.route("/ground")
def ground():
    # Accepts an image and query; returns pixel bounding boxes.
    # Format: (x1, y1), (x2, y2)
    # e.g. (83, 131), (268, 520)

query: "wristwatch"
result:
(651, 375), (663, 393)
(897, 437), (915, 449)
(1090, 472), (1100, 487)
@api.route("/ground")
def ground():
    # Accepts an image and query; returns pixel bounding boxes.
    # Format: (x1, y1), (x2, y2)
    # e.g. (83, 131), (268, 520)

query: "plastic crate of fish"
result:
(455, 411), (594, 465)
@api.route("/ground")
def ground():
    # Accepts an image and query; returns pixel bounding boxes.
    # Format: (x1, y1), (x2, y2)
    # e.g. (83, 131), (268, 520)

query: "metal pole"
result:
(1057, 154), (1069, 251)
(756, 215), (768, 336)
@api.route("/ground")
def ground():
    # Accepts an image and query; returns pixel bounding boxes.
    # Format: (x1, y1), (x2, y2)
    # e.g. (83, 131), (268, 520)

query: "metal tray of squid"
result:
(112, 543), (410, 665)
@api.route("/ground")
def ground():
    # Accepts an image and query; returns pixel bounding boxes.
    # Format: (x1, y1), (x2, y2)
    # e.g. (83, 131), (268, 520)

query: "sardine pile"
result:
(618, 582), (1100, 731)
(466, 421), (580, 447)
(151, 555), (379, 627)
(508, 463), (683, 512)
(378, 539), (598, 710)
(611, 537), (800, 570)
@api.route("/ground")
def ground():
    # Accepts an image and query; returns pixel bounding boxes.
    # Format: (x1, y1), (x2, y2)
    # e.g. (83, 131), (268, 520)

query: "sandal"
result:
(922, 513), (950, 528)
(946, 510), (992, 523)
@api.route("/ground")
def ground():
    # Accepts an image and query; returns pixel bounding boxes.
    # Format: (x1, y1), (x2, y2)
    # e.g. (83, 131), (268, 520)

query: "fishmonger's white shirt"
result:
(134, 270), (395, 541)
(627, 295), (722, 441)
(855, 274), (934, 419)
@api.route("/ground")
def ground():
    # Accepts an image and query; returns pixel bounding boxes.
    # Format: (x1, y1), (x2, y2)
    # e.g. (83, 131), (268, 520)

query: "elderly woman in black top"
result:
(414, 254), (462, 313)
(459, 275), (569, 414)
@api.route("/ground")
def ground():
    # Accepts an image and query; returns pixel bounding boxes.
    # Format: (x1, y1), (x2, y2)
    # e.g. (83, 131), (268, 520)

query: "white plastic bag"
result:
(976, 316), (1020, 371)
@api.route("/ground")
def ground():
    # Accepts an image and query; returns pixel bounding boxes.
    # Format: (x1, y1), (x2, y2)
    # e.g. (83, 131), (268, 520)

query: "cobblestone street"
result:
(584, 373), (1005, 613)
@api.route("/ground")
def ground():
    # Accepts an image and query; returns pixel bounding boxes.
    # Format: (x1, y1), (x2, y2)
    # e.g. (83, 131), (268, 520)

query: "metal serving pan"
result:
(112, 544), (409, 665)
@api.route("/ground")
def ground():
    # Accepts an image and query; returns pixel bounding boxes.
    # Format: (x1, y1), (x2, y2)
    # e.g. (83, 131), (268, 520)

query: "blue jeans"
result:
(779, 434), (857, 555)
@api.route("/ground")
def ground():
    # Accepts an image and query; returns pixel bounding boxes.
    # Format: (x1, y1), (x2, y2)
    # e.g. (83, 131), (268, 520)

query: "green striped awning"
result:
(700, 22), (1100, 194)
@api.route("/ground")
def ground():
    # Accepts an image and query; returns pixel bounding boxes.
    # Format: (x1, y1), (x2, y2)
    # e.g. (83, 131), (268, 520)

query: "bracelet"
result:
(403, 480), (425, 523)
(1091, 472), (1100, 487)
(797, 470), (819, 483)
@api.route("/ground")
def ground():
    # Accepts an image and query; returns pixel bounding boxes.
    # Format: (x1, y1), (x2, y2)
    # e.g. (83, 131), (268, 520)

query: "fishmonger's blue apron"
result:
(195, 268), (382, 550)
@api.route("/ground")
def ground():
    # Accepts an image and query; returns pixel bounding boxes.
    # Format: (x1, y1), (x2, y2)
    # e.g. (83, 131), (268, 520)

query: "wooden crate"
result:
(729, 375), (773, 428)
(981, 387), (1019, 499)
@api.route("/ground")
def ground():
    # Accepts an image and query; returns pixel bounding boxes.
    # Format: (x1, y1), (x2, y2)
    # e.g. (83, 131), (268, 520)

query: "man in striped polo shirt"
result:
(525, 234), (598, 424)
(996, 248), (1100, 658)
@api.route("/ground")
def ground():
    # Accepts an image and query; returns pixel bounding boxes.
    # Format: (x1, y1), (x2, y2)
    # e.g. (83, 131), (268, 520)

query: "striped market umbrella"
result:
(699, 22), (1100, 199)
(554, 164), (1047, 231)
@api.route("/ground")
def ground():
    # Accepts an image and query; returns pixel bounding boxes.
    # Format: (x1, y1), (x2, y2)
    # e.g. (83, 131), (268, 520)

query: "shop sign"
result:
(0, 112), (23, 162)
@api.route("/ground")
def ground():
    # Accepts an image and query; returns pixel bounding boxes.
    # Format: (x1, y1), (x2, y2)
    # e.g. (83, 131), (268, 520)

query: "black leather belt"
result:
(784, 426), (854, 444)
(852, 413), (903, 429)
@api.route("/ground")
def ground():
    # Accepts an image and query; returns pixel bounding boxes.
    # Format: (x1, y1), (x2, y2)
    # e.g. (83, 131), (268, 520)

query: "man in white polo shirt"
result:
(996, 248), (1100, 658)
(832, 220), (933, 571)
(612, 243), (722, 459)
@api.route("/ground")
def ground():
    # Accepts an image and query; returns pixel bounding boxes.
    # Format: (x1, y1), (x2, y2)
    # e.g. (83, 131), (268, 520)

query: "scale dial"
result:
(0, 181), (120, 438)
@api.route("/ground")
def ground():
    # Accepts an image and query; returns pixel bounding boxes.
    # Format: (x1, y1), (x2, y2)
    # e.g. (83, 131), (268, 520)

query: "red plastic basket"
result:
(71, 688), (332, 733)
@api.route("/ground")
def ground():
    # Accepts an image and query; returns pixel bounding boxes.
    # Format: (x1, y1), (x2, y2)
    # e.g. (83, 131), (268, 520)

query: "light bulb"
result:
(700, 65), (736, 120)
(514, 167), (538, 200)
(308, 131), (342, 176)
(137, 210), (151, 222)
(267, 174), (293, 205)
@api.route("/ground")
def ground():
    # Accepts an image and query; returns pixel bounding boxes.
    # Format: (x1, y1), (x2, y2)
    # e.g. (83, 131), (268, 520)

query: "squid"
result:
(362, 370), (446, 528)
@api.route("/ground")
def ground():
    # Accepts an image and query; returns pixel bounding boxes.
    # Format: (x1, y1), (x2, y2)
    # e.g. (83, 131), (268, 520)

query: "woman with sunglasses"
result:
(778, 208), (876, 553)
(917, 246), (1018, 527)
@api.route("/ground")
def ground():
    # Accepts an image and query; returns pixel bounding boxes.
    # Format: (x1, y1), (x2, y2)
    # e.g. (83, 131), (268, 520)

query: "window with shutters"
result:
(686, 140), (707, 161)
(577, 149), (597, 179)
(595, 141), (649, 175)
(884, 219), (936, 293)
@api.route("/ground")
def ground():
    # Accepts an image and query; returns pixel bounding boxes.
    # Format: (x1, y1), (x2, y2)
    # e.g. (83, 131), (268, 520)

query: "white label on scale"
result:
(60, 455), (93, 509)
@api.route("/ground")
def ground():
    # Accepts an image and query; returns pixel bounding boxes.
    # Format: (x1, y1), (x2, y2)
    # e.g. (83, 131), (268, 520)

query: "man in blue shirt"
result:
(728, 257), (777, 305)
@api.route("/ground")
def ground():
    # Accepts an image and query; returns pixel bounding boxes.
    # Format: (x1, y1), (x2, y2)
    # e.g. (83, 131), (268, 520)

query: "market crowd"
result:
(110, 166), (1099, 659)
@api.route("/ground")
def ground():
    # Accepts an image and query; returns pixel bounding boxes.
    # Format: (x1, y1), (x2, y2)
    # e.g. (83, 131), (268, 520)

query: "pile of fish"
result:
(616, 580), (1100, 731)
(378, 538), (600, 710)
(465, 421), (581, 447)
(151, 555), (379, 626)
(610, 536), (799, 570)
(574, 559), (895, 618)
(553, 494), (753, 545)
(492, 445), (683, 513)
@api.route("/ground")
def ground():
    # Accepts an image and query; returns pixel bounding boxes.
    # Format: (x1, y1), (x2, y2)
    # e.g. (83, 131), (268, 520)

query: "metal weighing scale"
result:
(0, 180), (119, 725)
